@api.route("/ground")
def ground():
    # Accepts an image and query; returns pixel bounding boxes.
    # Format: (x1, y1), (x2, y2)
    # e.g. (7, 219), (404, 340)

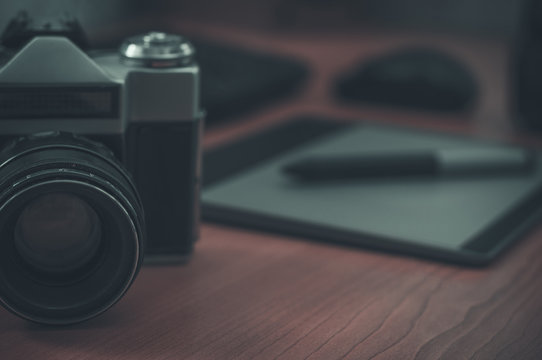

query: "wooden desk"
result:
(2, 20), (542, 360)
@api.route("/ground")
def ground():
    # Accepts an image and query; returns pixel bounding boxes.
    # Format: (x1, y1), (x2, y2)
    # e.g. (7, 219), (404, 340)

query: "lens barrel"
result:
(0, 132), (145, 325)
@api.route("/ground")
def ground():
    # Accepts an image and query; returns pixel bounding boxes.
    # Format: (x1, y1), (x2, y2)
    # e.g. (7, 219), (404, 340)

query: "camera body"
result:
(0, 32), (203, 261)
(0, 12), (203, 323)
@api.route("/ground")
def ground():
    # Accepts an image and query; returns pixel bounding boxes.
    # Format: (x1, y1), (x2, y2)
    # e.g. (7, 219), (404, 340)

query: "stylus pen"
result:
(282, 148), (537, 181)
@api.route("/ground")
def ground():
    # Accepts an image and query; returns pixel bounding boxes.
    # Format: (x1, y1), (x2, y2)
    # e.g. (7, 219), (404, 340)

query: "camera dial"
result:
(119, 31), (195, 68)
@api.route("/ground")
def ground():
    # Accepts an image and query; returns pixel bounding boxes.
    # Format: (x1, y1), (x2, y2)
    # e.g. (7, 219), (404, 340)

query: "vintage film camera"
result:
(0, 15), (203, 324)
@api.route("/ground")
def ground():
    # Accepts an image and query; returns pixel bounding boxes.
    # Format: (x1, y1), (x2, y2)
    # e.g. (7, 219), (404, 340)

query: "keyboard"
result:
(192, 38), (309, 125)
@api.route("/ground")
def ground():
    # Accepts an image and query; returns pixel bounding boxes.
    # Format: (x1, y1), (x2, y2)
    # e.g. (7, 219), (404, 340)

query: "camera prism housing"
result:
(0, 32), (203, 324)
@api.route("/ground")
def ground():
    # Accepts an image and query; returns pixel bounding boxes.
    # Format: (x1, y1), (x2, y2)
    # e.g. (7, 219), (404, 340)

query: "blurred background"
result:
(0, 0), (539, 140)
(0, 0), (521, 40)
(136, 0), (522, 38)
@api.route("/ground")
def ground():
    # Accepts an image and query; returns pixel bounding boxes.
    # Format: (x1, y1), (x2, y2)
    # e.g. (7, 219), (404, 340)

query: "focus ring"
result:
(0, 133), (145, 325)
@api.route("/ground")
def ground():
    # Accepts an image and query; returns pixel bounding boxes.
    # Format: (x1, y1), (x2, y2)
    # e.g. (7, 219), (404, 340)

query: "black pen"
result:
(282, 148), (536, 181)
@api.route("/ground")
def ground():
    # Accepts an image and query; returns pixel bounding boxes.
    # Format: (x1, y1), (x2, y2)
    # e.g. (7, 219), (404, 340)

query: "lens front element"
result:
(0, 133), (145, 325)
(14, 192), (102, 275)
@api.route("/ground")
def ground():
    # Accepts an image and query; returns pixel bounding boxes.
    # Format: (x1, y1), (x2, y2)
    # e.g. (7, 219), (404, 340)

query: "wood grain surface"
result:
(2, 14), (542, 360)
(2, 225), (542, 359)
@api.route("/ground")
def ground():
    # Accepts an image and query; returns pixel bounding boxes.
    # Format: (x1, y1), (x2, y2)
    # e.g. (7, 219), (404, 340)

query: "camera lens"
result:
(14, 192), (102, 276)
(0, 133), (145, 325)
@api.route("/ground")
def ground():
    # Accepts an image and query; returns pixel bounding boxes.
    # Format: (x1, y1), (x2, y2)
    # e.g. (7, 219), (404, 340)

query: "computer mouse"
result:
(334, 47), (478, 112)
